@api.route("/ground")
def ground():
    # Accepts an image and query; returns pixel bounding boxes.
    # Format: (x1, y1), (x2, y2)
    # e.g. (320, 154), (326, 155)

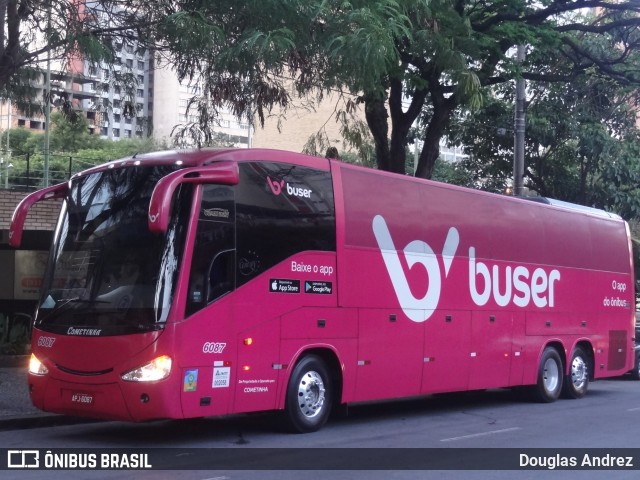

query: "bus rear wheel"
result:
(284, 355), (333, 433)
(531, 347), (563, 403)
(562, 346), (589, 399)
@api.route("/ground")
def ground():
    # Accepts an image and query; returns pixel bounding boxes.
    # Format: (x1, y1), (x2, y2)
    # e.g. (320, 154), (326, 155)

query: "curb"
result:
(0, 414), (100, 431)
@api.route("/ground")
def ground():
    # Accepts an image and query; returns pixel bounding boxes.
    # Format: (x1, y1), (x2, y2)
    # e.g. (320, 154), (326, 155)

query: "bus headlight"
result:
(29, 354), (48, 376)
(121, 355), (172, 382)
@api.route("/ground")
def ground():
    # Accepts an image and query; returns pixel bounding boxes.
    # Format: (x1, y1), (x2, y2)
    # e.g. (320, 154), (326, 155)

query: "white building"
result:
(152, 57), (251, 148)
(80, 39), (153, 141)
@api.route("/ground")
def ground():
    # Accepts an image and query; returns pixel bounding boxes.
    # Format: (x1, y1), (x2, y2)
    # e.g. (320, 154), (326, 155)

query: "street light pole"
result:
(43, 0), (52, 187)
(6, 98), (10, 188)
(6, 98), (10, 153)
(514, 45), (526, 197)
(3, 160), (10, 189)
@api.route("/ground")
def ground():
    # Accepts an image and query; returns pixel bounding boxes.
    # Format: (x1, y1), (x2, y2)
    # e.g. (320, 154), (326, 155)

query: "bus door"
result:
(179, 184), (237, 417)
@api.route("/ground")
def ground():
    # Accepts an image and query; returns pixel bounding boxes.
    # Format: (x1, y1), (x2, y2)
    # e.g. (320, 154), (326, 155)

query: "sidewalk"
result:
(0, 356), (95, 430)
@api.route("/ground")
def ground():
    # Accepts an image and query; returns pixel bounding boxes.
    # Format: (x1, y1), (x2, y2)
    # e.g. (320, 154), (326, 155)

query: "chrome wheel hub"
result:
(543, 357), (560, 392)
(297, 370), (325, 419)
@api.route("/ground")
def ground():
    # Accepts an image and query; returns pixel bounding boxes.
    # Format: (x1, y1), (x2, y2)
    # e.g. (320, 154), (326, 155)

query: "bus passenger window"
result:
(207, 249), (235, 302)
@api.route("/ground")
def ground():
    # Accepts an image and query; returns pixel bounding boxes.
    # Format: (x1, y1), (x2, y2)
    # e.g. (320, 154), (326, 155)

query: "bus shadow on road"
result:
(55, 388), (523, 445)
(335, 388), (518, 424)
(52, 381), (628, 446)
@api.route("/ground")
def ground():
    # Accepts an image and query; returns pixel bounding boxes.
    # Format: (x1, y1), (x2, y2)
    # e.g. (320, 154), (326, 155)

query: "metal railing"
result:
(0, 151), (102, 190)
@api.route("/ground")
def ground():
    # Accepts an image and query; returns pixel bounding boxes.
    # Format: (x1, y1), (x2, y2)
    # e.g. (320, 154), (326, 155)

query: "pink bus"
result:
(10, 148), (635, 432)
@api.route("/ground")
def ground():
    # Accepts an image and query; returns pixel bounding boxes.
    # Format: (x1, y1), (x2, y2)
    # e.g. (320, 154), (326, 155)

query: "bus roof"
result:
(519, 196), (622, 220)
(73, 148), (331, 180)
(75, 147), (622, 222)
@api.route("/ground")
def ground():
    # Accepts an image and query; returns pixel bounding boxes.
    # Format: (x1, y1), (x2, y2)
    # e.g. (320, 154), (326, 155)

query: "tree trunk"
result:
(388, 77), (426, 175)
(363, 92), (390, 171)
(415, 96), (457, 179)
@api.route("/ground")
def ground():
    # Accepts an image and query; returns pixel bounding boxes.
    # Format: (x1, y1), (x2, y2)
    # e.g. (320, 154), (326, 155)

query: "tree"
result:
(449, 70), (640, 219)
(49, 111), (103, 152)
(0, 125), (33, 156)
(4, 124), (163, 187)
(0, 0), (156, 111)
(146, 0), (640, 178)
(5, 1), (640, 181)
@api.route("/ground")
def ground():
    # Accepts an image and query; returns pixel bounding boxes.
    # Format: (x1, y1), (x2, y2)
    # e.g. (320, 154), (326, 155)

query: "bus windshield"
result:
(35, 165), (190, 336)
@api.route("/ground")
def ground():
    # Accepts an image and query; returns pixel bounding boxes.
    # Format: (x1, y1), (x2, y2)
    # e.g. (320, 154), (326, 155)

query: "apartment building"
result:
(0, 47), (153, 142)
(153, 57), (251, 148)
(79, 39), (154, 141)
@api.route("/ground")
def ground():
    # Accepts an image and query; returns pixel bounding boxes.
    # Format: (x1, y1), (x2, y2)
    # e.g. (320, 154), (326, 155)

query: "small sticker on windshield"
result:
(41, 296), (55, 309)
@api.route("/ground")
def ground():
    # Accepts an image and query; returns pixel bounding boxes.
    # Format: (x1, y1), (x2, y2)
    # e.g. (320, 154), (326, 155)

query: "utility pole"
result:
(514, 45), (526, 196)
(43, 0), (52, 187)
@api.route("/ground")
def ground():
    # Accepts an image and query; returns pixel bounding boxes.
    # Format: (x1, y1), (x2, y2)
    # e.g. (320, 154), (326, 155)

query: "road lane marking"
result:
(440, 427), (521, 442)
(627, 407), (640, 412)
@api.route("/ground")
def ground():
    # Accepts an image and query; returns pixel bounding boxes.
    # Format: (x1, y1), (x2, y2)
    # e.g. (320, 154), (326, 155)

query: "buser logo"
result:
(373, 215), (562, 322)
(267, 176), (285, 195)
(373, 215), (459, 322)
(267, 176), (313, 198)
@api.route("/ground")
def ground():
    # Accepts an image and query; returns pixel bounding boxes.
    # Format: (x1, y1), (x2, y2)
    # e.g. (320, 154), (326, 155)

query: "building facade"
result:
(80, 39), (154, 141)
(152, 57), (251, 148)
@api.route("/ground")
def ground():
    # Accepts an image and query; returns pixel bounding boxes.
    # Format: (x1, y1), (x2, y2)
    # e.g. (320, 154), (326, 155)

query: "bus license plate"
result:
(70, 392), (94, 405)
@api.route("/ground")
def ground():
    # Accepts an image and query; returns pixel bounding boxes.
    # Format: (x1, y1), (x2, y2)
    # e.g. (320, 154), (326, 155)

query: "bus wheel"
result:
(532, 347), (563, 403)
(562, 347), (589, 399)
(284, 355), (332, 433)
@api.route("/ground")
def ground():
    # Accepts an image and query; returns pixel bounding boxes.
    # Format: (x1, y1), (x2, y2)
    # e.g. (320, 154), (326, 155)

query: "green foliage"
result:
(449, 69), (640, 220)
(589, 132), (640, 219)
(147, 0), (640, 179)
(0, 128), (35, 157)
(5, 0), (640, 209)
(3, 121), (164, 188)
(49, 113), (104, 153)
(1, 1), (154, 109)
(431, 158), (476, 189)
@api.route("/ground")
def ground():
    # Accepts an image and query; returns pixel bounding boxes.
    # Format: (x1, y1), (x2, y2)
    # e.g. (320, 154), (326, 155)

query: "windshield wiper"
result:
(38, 297), (109, 323)
(55, 296), (81, 307)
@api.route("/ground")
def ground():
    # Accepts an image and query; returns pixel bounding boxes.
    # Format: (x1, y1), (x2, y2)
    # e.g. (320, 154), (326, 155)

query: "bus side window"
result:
(235, 162), (336, 288)
(207, 249), (235, 302)
(185, 185), (235, 317)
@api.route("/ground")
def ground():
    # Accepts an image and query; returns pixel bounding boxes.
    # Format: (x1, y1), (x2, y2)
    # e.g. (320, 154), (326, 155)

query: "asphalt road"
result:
(2, 376), (639, 479)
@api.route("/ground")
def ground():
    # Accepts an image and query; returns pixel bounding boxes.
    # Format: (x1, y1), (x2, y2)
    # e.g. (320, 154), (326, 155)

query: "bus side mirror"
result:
(148, 162), (239, 234)
(9, 182), (69, 248)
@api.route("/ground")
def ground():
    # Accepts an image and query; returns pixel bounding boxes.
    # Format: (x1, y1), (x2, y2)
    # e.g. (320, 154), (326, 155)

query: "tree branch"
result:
(475, 0), (640, 32)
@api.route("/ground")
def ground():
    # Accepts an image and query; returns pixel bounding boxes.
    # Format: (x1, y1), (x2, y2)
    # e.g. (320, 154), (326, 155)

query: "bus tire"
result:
(531, 347), (563, 403)
(284, 355), (332, 433)
(562, 346), (589, 399)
